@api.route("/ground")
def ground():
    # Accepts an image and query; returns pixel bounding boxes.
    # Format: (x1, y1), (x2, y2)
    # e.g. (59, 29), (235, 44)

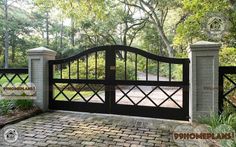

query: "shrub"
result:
(0, 100), (15, 115)
(219, 47), (236, 66)
(199, 113), (236, 130)
(116, 59), (135, 80)
(199, 110), (236, 146)
(199, 106), (236, 131)
(0, 99), (34, 115)
(14, 100), (33, 110)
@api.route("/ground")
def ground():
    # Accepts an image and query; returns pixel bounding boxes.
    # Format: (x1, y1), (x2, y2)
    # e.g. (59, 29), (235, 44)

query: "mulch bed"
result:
(0, 107), (42, 128)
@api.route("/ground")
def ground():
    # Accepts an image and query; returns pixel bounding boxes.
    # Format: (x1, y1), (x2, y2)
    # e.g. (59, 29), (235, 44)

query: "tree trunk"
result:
(60, 21), (64, 49)
(4, 0), (9, 68)
(159, 37), (163, 56)
(123, 32), (127, 46)
(46, 11), (49, 46)
(55, 32), (58, 49)
(71, 17), (75, 46)
(11, 32), (15, 62)
(154, 24), (173, 57)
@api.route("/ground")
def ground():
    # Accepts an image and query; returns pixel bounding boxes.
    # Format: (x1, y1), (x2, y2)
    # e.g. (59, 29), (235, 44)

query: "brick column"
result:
(27, 47), (56, 111)
(188, 41), (221, 121)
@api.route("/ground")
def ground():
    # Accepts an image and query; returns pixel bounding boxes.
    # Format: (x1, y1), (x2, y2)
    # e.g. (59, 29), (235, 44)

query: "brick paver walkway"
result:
(0, 111), (188, 147)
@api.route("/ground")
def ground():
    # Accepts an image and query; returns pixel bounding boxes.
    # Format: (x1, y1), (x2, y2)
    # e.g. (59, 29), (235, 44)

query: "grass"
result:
(0, 73), (103, 102)
(0, 74), (29, 85)
(199, 113), (236, 130)
(53, 89), (102, 101)
(0, 74), (32, 115)
(0, 99), (34, 115)
(199, 103), (236, 130)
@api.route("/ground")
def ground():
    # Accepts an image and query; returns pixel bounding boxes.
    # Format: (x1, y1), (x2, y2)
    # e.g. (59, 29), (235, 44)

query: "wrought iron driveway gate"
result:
(49, 45), (189, 120)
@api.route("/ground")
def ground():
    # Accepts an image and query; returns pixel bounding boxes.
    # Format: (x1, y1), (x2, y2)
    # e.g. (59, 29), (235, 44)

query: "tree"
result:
(3, 0), (9, 68)
(121, 0), (180, 57)
(140, 23), (163, 55)
(173, 0), (230, 50)
(33, 0), (54, 47)
(1, 0), (35, 67)
(116, 2), (147, 46)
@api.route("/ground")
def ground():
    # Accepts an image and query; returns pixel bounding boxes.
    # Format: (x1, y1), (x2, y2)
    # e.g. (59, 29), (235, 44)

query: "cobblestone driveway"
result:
(0, 111), (188, 147)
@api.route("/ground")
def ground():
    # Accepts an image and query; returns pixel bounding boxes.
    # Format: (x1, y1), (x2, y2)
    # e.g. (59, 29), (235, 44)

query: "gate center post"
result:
(105, 47), (116, 113)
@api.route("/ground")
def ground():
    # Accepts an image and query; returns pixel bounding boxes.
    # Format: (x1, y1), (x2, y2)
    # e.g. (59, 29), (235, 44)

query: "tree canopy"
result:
(0, 0), (235, 67)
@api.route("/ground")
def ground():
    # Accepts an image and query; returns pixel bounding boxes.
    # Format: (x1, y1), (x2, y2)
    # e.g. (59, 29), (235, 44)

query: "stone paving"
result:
(0, 111), (189, 147)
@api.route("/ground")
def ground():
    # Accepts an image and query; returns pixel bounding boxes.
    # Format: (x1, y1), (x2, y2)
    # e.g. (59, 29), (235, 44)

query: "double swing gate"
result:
(49, 45), (190, 120)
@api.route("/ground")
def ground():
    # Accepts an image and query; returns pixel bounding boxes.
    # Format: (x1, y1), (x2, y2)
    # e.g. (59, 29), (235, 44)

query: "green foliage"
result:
(199, 105), (236, 131)
(223, 102), (236, 116)
(116, 59), (135, 80)
(65, 56), (105, 79)
(140, 24), (164, 55)
(1, 0), (236, 68)
(0, 99), (34, 115)
(200, 112), (236, 147)
(0, 100), (14, 115)
(226, 9), (236, 47)
(174, 15), (204, 46)
(14, 100), (33, 110)
(199, 113), (236, 131)
(220, 47), (236, 66)
(174, 0), (231, 49)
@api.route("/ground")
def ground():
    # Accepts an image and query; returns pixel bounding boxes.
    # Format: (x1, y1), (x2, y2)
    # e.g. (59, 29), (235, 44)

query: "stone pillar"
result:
(27, 47), (56, 111)
(188, 41), (221, 121)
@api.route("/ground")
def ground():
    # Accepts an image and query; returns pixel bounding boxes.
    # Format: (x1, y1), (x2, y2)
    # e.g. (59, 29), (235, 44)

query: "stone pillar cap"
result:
(27, 47), (57, 56)
(188, 41), (221, 52)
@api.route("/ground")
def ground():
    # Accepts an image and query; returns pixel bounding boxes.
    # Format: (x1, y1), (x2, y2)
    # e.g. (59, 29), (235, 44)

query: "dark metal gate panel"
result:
(111, 47), (189, 120)
(219, 66), (236, 113)
(49, 45), (189, 120)
(49, 47), (108, 113)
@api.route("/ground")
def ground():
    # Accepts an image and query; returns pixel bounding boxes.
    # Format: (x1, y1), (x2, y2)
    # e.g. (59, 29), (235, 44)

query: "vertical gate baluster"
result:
(125, 50), (127, 80)
(69, 62), (71, 79)
(135, 53), (137, 81)
(146, 58), (148, 81)
(169, 63), (171, 81)
(157, 61), (159, 81)
(86, 55), (88, 79)
(77, 59), (79, 79)
(60, 64), (62, 79)
(218, 67), (224, 114)
(49, 61), (53, 109)
(95, 52), (97, 79)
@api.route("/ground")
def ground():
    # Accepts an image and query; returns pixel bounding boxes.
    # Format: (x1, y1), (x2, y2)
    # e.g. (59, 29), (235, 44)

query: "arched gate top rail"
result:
(49, 45), (190, 64)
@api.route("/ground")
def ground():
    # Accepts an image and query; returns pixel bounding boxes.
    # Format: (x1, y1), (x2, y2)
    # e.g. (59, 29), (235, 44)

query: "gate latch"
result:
(110, 66), (116, 70)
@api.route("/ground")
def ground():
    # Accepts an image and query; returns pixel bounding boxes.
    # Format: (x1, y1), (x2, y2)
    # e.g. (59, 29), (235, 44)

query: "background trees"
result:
(0, 0), (235, 68)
